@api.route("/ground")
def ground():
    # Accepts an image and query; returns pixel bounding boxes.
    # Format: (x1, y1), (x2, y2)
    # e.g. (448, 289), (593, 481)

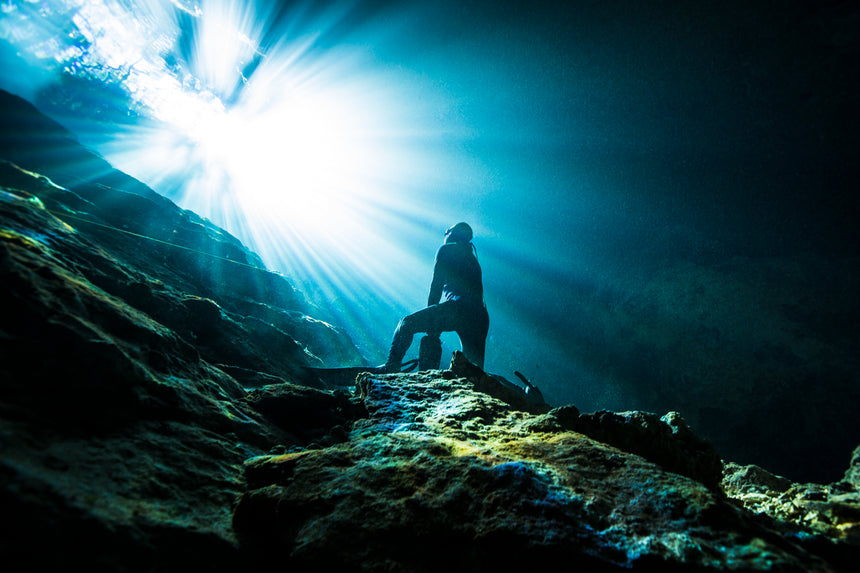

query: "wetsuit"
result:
(386, 241), (490, 369)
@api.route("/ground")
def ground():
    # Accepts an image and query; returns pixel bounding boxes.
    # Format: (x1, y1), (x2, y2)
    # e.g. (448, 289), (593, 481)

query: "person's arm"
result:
(427, 248), (445, 306)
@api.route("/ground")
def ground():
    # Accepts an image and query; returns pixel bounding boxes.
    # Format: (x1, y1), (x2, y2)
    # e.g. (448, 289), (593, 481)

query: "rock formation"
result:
(235, 356), (859, 571)
(2, 89), (859, 570)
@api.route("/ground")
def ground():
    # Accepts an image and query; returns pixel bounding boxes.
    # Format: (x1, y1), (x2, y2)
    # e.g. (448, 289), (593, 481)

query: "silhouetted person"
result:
(384, 222), (490, 371)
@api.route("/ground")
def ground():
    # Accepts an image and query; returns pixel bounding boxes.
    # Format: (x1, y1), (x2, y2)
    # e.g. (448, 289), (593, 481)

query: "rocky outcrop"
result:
(449, 351), (723, 489)
(0, 161), (360, 571)
(234, 362), (860, 571)
(0, 90), (361, 570)
(722, 451), (860, 548)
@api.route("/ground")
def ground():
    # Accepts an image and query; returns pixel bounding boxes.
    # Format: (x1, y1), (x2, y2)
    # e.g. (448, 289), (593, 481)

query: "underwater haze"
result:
(1, 0), (858, 482)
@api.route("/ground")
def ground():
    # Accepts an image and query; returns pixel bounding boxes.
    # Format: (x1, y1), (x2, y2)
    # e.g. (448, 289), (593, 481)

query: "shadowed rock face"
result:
(0, 90), (362, 570)
(1, 89), (859, 571)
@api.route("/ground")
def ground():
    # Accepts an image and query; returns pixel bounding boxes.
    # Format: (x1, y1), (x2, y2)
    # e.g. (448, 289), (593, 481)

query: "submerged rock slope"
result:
(0, 90), (359, 569)
(0, 89), (363, 375)
(1, 90), (859, 570)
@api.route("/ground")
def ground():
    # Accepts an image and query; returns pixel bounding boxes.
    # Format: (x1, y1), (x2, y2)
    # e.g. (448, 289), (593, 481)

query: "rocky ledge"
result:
(233, 352), (860, 572)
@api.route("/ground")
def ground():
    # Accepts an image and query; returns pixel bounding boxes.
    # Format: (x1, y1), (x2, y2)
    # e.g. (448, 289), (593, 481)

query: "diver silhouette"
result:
(384, 222), (490, 372)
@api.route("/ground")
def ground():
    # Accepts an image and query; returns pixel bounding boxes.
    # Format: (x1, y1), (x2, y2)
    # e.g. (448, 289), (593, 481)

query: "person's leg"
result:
(386, 303), (454, 369)
(456, 305), (490, 369)
(418, 333), (442, 370)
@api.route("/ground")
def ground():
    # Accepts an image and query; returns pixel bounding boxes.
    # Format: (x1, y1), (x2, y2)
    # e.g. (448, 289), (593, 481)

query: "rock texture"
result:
(722, 450), (860, 548)
(2, 89), (860, 571)
(234, 355), (859, 571)
(0, 89), (362, 570)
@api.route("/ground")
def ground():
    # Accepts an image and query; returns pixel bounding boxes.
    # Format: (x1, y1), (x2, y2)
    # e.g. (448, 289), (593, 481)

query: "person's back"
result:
(431, 241), (483, 305)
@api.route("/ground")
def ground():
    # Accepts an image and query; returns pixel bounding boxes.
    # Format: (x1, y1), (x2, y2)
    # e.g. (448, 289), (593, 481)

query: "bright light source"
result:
(192, 81), (385, 238)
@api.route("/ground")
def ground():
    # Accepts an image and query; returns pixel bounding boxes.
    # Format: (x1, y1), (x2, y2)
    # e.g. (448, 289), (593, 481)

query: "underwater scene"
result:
(1, 0), (858, 570)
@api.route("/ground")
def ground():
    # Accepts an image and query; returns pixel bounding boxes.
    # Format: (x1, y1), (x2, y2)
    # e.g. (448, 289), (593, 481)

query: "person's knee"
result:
(397, 315), (425, 340)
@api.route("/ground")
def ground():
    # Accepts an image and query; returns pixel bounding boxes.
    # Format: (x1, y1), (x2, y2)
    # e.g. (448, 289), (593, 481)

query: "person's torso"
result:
(438, 243), (483, 304)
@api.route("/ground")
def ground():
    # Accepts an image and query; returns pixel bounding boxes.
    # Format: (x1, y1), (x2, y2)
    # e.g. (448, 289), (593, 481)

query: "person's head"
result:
(444, 222), (473, 244)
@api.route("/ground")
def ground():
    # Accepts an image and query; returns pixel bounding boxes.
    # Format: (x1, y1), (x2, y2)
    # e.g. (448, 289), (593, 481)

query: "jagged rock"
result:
(227, 298), (364, 369)
(507, 394), (723, 490)
(844, 445), (860, 489)
(232, 368), (858, 571)
(244, 384), (365, 445)
(722, 463), (794, 499)
(722, 461), (860, 547)
(0, 162), (298, 570)
(572, 409), (724, 490)
(448, 350), (551, 414)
